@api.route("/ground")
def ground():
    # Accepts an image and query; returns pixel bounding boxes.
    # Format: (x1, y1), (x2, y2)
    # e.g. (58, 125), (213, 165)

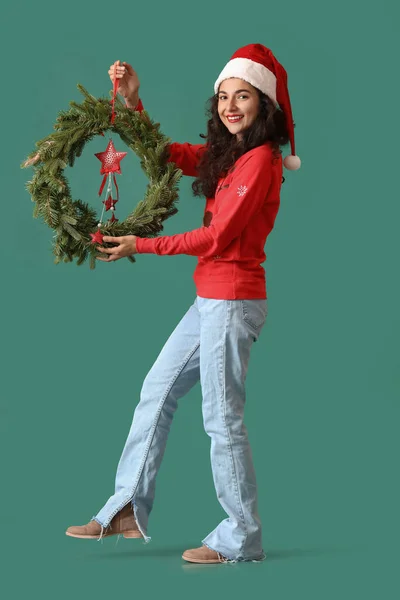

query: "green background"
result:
(1, 0), (398, 597)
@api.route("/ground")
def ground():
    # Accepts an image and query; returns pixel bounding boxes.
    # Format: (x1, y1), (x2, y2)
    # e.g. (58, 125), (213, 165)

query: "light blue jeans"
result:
(94, 295), (267, 562)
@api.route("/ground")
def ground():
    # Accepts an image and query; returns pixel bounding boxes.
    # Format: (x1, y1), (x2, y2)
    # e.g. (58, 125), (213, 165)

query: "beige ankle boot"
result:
(182, 544), (228, 563)
(66, 503), (143, 539)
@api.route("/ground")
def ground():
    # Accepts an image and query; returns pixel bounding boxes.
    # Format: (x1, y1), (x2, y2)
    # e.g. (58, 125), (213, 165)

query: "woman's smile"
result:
(226, 115), (244, 123)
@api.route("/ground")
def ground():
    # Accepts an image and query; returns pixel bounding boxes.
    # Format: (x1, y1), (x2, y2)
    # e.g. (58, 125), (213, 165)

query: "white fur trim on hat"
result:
(214, 57), (277, 104)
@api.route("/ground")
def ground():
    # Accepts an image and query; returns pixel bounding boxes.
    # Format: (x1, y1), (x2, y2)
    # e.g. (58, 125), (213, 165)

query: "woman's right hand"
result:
(108, 60), (140, 108)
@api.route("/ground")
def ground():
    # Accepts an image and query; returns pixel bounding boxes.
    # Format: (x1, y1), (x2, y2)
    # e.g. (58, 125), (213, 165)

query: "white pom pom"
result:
(283, 154), (301, 170)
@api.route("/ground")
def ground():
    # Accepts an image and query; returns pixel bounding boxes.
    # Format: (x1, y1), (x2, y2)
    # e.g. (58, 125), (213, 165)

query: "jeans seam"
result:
(99, 341), (200, 529)
(221, 301), (248, 556)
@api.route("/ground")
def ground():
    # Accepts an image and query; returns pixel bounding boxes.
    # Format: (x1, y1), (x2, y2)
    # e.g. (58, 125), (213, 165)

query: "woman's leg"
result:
(197, 296), (268, 561)
(94, 297), (201, 541)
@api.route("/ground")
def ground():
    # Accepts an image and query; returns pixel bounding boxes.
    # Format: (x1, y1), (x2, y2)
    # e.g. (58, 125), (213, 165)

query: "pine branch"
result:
(22, 84), (183, 267)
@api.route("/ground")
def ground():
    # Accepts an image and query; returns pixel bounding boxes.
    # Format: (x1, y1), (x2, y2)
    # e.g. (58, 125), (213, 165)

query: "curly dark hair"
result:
(191, 88), (292, 199)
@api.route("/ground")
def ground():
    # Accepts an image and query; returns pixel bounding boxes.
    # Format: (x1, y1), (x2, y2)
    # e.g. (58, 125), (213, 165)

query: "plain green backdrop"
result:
(1, 0), (398, 598)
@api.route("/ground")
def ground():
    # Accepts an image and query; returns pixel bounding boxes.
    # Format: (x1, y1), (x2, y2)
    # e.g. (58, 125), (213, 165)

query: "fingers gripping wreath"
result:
(22, 85), (183, 268)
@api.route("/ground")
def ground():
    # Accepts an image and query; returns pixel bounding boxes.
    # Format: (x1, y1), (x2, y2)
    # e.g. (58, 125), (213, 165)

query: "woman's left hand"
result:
(96, 235), (138, 262)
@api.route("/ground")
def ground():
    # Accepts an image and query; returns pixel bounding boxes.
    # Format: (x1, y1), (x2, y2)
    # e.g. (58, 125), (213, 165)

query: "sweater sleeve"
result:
(166, 142), (206, 177)
(136, 149), (272, 257)
(131, 98), (206, 176)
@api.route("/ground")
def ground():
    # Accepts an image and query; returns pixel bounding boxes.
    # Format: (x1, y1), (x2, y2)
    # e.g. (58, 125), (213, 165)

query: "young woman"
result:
(66, 43), (300, 564)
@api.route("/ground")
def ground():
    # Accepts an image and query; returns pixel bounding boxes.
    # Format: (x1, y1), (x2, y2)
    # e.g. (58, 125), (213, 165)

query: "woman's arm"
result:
(135, 146), (274, 257)
(127, 98), (206, 177)
(110, 62), (206, 176)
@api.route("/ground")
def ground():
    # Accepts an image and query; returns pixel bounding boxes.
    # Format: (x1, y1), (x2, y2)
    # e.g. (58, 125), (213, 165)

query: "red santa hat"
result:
(214, 43), (301, 170)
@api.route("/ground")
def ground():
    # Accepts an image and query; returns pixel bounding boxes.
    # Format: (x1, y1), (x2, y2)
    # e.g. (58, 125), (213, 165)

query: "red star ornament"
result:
(90, 230), (104, 244)
(103, 195), (118, 211)
(110, 212), (118, 223)
(95, 139), (127, 174)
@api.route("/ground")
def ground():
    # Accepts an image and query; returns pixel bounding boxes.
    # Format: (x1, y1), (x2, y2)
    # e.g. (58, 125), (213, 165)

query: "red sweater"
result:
(133, 99), (283, 299)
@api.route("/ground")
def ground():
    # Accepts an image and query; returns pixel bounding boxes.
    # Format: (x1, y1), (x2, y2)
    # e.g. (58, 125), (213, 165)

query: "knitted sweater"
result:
(133, 98), (283, 299)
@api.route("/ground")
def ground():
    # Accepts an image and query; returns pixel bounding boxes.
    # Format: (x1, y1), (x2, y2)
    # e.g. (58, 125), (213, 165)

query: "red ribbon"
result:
(98, 174), (107, 197)
(99, 64), (121, 219)
(111, 63), (118, 125)
(113, 174), (119, 200)
(98, 174), (119, 201)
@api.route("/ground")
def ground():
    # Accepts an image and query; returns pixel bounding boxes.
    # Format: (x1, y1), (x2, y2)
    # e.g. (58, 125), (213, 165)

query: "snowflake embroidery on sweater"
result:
(237, 185), (248, 197)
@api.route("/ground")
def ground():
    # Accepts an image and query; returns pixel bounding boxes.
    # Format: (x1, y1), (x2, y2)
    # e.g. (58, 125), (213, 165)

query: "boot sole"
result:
(65, 531), (143, 539)
(181, 553), (224, 564)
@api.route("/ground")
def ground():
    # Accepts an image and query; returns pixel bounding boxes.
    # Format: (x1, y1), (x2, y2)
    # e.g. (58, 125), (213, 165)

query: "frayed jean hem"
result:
(201, 540), (267, 563)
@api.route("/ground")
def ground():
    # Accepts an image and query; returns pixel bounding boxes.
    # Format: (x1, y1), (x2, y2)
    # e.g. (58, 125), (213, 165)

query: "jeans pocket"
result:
(241, 299), (267, 334)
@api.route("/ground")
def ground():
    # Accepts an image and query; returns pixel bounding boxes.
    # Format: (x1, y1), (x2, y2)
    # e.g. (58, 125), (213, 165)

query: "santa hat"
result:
(214, 43), (301, 170)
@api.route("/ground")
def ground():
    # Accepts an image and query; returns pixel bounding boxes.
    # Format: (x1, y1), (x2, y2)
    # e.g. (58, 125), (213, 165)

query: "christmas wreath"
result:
(21, 84), (183, 268)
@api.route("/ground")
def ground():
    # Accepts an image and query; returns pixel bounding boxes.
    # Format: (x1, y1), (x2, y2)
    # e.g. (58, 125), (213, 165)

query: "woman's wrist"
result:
(125, 94), (140, 110)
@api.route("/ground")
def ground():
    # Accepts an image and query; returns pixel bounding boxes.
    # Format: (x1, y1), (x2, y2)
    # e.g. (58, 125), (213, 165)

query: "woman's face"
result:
(217, 78), (260, 139)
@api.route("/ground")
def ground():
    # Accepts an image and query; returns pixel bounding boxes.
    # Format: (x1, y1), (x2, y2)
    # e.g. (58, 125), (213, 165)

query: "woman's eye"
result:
(219, 95), (248, 100)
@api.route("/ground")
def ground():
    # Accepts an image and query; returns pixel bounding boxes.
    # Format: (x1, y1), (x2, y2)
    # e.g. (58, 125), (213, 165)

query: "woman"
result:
(66, 43), (301, 564)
